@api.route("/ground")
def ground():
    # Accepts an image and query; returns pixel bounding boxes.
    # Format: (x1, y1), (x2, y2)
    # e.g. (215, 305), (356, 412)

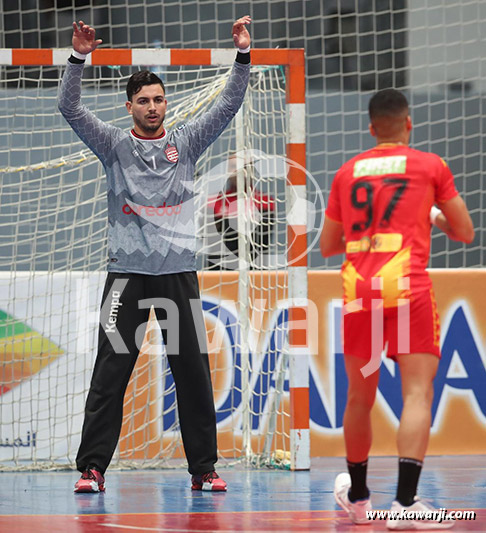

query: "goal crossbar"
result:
(0, 47), (303, 67)
(1, 47), (309, 470)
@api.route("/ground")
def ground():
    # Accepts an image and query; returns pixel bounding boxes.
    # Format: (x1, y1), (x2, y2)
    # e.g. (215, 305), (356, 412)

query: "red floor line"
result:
(1, 509), (484, 533)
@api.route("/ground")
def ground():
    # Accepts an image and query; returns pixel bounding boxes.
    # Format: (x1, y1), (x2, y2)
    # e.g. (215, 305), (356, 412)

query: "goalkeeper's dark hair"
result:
(368, 89), (409, 120)
(126, 71), (166, 101)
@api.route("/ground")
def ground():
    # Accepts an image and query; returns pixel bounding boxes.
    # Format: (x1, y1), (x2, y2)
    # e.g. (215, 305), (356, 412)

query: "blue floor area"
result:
(1, 456), (484, 518)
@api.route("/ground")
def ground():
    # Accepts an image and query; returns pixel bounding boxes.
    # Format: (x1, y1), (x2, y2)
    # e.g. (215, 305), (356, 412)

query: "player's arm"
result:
(184, 16), (252, 162)
(58, 21), (119, 163)
(320, 216), (346, 257)
(432, 196), (475, 243)
(320, 169), (346, 257)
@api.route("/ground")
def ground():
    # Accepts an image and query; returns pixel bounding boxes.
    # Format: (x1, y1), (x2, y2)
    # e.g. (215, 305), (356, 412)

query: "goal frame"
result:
(0, 47), (310, 471)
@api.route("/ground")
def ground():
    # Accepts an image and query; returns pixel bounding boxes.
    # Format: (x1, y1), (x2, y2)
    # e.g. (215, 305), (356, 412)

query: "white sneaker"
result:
(386, 497), (455, 530)
(334, 472), (372, 525)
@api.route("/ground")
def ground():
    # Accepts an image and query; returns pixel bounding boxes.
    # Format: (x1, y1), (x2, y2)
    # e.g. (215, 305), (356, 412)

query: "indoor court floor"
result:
(1, 456), (484, 532)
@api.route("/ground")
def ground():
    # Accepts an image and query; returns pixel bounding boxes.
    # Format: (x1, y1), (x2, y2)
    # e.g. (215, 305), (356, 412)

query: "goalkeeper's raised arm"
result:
(58, 21), (119, 164)
(183, 15), (252, 162)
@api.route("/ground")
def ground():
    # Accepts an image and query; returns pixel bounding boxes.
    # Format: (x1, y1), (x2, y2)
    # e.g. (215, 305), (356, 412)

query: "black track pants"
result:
(75, 271), (218, 476)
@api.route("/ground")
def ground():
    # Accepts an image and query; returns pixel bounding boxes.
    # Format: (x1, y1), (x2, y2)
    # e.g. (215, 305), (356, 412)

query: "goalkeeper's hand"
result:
(232, 16), (251, 50)
(72, 21), (102, 55)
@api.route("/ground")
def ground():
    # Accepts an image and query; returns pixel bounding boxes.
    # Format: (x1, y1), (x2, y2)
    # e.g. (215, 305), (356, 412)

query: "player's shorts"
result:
(343, 288), (441, 360)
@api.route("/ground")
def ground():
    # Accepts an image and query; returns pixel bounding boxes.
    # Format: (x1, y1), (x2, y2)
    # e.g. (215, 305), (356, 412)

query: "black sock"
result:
(396, 457), (423, 506)
(347, 459), (370, 502)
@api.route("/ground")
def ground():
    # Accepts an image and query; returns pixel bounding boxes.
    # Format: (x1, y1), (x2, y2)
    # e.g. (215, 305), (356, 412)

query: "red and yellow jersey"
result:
(325, 144), (458, 308)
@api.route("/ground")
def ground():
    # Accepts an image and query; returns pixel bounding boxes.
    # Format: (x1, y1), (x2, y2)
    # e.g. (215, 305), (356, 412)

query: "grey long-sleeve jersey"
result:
(58, 54), (250, 275)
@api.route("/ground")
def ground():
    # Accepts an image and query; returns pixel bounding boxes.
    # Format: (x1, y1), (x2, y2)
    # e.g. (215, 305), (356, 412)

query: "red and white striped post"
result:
(283, 50), (310, 471)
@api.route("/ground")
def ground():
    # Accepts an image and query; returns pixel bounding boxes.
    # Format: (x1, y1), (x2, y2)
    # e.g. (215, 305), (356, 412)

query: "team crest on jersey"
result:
(165, 144), (179, 163)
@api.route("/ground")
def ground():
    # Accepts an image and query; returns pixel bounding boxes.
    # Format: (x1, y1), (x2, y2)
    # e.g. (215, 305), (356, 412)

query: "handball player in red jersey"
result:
(320, 89), (474, 529)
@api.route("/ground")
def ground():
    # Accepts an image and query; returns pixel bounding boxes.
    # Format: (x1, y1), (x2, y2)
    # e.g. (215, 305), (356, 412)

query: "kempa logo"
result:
(105, 290), (123, 333)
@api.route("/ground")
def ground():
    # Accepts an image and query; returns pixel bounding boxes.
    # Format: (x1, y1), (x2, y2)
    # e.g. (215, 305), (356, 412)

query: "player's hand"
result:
(72, 21), (102, 55)
(232, 16), (251, 49)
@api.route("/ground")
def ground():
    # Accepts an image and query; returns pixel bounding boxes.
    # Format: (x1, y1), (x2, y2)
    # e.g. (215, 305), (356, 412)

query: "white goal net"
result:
(0, 55), (307, 470)
(1, 0), (485, 471)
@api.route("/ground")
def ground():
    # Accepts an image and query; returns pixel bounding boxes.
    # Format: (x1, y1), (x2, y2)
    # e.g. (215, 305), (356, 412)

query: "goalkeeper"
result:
(58, 17), (251, 493)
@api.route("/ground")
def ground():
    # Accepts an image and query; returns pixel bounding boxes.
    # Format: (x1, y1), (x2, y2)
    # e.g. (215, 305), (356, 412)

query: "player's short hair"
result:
(126, 71), (166, 101)
(368, 89), (409, 120)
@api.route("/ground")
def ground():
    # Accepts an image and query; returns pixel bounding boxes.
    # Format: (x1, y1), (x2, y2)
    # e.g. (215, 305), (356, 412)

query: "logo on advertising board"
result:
(142, 297), (485, 437)
(313, 300), (486, 434)
(0, 309), (63, 396)
(2, 272), (485, 459)
(0, 308), (63, 451)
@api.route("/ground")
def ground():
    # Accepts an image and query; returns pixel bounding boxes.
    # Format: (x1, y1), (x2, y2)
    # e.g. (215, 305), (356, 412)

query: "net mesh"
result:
(1, 0), (484, 267)
(0, 62), (294, 470)
(0, 0), (485, 469)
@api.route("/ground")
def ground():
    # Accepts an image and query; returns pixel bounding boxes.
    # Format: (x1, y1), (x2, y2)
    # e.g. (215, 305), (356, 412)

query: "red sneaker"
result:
(74, 467), (105, 493)
(191, 471), (227, 491)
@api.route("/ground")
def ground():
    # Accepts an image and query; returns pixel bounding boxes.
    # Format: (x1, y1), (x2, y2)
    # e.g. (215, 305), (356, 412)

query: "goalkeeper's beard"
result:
(133, 113), (165, 135)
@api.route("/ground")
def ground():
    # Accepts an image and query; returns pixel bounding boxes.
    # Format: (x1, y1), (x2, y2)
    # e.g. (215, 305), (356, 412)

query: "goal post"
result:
(0, 48), (309, 471)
